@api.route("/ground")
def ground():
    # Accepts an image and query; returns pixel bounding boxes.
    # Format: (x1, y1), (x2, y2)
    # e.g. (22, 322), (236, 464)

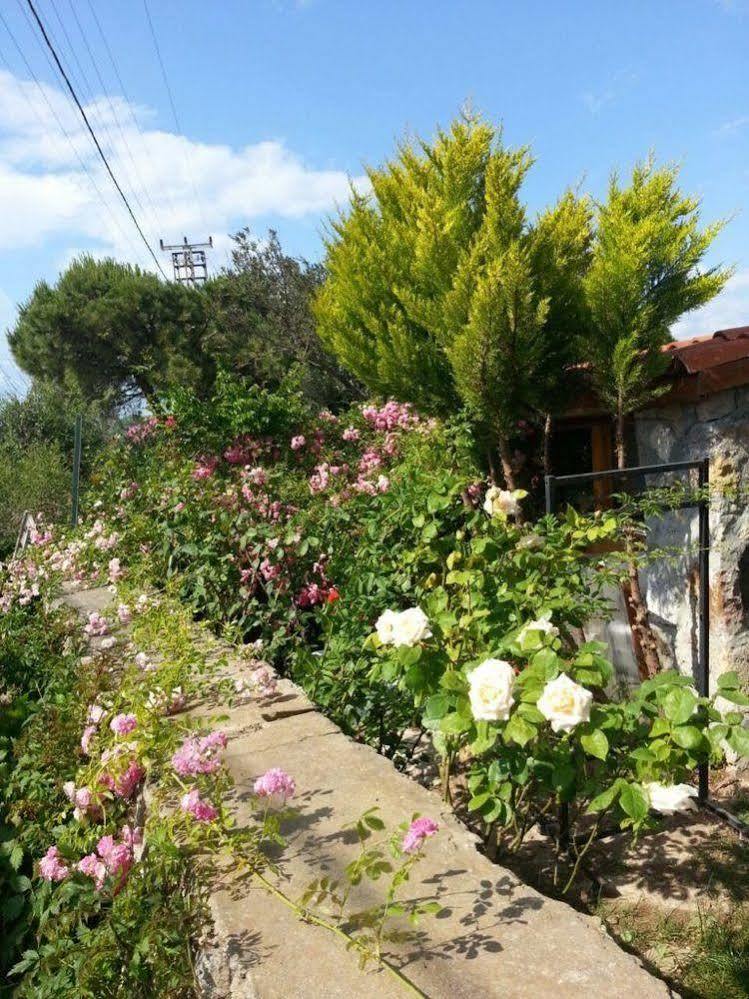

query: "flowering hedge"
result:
(0, 558), (442, 994)
(4, 373), (748, 959)
(32, 383), (749, 825)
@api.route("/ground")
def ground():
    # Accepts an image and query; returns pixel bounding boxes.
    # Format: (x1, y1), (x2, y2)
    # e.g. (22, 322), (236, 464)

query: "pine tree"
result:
(583, 158), (731, 677)
(9, 256), (214, 405)
(584, 158), (730, 467)
(314, 112), (591, 484)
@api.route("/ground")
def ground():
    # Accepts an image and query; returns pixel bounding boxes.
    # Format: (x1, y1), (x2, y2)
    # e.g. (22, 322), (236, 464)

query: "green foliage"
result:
(10, 844), (203, 999)
(0, 380), (111, 463)
(0, 542), (443, 997)
(316, 119), (733, 482)
(447, 242), (550, 441)
(0, 602), (87, 992)
(163, 369), (310, 456)
(9, 256), (214, 405)
(0, 380), (114, 555)
(583, 158), (730, 454)
(16, 374), (748, 920)
(9, 233), (360, 416)
(0, 593), (222, 996)
(603, 898), (749, 999)
(88, 393), (484, 748)
(75, 377), (749, 832)
(207, 228), (360, 409)
(372, 585), (746, 859)
(315, 112), (591, 470)
(0, 442), (69, 553)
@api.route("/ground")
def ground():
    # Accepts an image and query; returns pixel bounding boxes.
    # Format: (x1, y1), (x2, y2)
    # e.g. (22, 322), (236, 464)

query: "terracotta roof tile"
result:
(663, 325), (749, 374)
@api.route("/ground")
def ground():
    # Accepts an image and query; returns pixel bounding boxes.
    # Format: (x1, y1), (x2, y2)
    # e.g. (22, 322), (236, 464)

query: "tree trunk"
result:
(617, 400), (661, 679)
(615, 408), (626, 470)
(625, 562), (661, 679)
(543, 412), (553, 477)
(497, 432), (525, 524)
(497, 434), (518, 491)
(486, 446), (498, 485)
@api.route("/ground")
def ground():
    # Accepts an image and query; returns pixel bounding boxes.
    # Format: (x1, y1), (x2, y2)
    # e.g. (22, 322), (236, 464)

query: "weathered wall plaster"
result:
(634, 386), (749, 688)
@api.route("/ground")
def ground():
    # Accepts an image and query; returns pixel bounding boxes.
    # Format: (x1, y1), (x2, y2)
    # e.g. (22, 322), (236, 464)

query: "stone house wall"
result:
(634, 385), (749, 688)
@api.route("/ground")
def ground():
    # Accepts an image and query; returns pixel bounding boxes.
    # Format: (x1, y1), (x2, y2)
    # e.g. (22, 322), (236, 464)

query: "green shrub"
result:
(0, 441), (70, 552)
(0, 381), (115, 555)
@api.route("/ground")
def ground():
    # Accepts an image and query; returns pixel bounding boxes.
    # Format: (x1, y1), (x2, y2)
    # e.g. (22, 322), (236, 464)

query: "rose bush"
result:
(6, 372), (748, 904)
(0, 553), (441, 994)
(366, 547), (749, 869)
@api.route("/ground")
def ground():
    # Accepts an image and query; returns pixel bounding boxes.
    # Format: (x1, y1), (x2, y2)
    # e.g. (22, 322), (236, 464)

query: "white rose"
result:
(644, 782), (698, 815)
(375, 609), (399, 645)
(517, 618), (559, 648)
(468, 659), (516, 722)
(390, 607), (432, 647)
(517, 532), (544, 551)
(483, 486), (523, 519)
(537, 673), (593, 733)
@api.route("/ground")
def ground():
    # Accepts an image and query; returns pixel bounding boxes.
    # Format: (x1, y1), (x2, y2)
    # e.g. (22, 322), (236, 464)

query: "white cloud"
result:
(671, 268), (749, 340)
(716, 115), (749, 135)
(0, 66), (366, 393)
(581, 70), (638, 115)
(0, 67), (365, 268)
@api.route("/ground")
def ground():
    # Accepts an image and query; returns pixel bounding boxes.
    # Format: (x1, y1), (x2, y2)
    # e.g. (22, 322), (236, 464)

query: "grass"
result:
(602, 899), (749, 998)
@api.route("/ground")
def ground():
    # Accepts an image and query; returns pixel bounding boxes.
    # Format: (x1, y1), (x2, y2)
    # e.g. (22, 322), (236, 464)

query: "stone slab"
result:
(53, 583), (112, 615)
(214, 715), (674, 998)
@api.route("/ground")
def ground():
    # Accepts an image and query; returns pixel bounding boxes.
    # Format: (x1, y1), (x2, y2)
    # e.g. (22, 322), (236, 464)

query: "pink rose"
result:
(401, 817), (439, 854)
(180, 788), (219, 822)
(39, 846), (69, 882)
(110, 713), (137, 736)
(253, 768), (296, 807)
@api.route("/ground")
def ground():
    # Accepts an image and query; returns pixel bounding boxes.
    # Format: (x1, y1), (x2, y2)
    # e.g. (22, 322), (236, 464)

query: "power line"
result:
(45, 0), (95, 104)
(83, 0), (178, 223)
(44, 0), (153, 228)
(62, 0), (165, 235)
(12, 0), (152, 270)
(24, 0), (168, 278)
(39, 0), (160, 249)
(0, 361), (28, 398)
(45, 0), (165, 247)
(142, 0), (207, 228)
(0, 7), (148, 269)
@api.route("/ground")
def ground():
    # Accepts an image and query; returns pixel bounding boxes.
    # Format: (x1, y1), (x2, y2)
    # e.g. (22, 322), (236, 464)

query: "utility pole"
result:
(71, 413), (82, 528)
(159, 235), (213, 286)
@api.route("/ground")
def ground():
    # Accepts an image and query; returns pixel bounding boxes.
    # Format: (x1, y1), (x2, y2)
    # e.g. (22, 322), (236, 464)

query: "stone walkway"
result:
(64, 587), (676, 998)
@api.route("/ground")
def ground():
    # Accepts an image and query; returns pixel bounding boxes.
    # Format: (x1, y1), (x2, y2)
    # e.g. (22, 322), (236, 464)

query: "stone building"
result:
(553, 325), (749, 688)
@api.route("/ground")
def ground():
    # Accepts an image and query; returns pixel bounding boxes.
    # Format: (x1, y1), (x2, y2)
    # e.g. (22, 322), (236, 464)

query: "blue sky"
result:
(0, 0), (747, 392)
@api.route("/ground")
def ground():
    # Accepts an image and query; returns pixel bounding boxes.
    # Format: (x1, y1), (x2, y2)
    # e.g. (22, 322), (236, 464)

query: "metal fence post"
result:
(697, 456), (710, 801)
(544, 475), (556, 516)
(71, 413), (82, 528)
